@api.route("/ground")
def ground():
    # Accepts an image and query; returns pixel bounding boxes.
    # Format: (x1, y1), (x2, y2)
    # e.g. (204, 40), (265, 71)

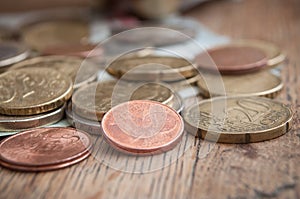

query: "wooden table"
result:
(1, 0), (299, 198)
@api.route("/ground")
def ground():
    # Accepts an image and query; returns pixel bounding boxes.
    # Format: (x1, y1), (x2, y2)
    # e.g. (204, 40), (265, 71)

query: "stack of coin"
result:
(0, 127), (92, 171)
(195, 39), (286, 98)
(0, 67), (72, 133)
(67, 81), (183, 134)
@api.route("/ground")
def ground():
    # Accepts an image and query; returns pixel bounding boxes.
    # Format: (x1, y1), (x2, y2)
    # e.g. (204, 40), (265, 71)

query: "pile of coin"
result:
(0, 16), (294, 172)
(181, 39), (292, 143)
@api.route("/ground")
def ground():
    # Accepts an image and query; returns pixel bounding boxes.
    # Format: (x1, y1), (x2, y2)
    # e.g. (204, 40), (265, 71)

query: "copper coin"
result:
(0, 150), (90, 172)
(43, 44), (103, 58)
(0, 127), (91, 167)
(0, 104), (65, 132)
(102, 100), (184, 155)
(195, 45), (268, 74)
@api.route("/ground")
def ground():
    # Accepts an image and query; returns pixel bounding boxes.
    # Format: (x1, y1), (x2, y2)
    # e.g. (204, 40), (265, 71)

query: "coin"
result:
(106, 56), (197, 81)
(195, 45), (268, 74)
(42, 44), (103, 58)
(0, 104), (65, 132)
(0, 42), (29, 68)
(0, 127), (91, 171)
(197, 70), (283, 98)
(72, 81), (174, 121)
(234, 39), (286, 67)
(115, 23), (196, 46)
(65, 102), (102, 135)
(167, 74), (201, 90)
(11, 56), (99, 89)
(0, 67), (72, 115)
(102, 100), (184, 154)
(22, 20), (89, 51)
(183, 96), (293, 143)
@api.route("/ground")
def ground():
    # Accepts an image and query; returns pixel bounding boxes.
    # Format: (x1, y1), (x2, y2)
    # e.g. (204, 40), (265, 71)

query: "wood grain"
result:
(1, 0), (300, 198)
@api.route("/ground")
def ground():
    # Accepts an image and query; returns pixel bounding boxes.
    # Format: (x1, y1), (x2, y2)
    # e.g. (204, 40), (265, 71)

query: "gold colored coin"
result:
(72, 81), (174, 121)
(0, 67), (72, 115)
(234, 39), (286, 67)
(183, 96), (293, 143)
(11, 56), (99, 89)
(106, 56), (197, 81)
(22, 20), (89, 51)
(168, 75), (201, 91)
(197, 70), (283, 98)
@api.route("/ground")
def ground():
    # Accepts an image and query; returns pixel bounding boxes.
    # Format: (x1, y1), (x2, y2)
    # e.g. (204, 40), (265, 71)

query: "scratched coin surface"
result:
(0, 42), (29, 68)
(11, 56), (99, 89)
(197, 70), (283, 98)
(0, 67), (72, 115)
(183, 96), (293, 143)
(0, 127), (91, 168)
(102, 100), (184, 154)
(0, 104), (65, 132)
(195, 45), (268, 74)
(22, 20), (89, 51)
(72, 81), (174, 121)
(106, 56), (197, 81)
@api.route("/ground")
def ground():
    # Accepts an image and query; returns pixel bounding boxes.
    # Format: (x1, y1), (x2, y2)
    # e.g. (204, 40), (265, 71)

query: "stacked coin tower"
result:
(0, 16), (293, 171)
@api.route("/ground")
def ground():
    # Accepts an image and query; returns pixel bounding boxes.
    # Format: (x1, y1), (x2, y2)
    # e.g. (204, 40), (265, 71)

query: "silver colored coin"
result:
(0, 104), (65, 132)
(0, 42), (29, 67)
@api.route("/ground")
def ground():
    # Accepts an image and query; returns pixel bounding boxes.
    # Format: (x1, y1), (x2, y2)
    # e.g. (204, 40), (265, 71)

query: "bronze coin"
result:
(195, 45), (268, 74)
(0, 150), (90, 172)
(106, 56), (197, 81)
(197, 70), (283, 98)
(42, 44), (103, 58)
(102, 100), (184, 155)
(0, 127), (92, 167)
(183, 96), (293, 143)
(0, 67), (73, 115)
(0, 104), (65, 132)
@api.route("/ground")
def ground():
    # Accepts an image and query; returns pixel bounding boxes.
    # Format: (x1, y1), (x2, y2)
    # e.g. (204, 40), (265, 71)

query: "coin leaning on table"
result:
(183, 96), (293, 143)
(0, 127), (92, 171)
(0, 67), (73, 115)
(11, 56), (99, 89)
